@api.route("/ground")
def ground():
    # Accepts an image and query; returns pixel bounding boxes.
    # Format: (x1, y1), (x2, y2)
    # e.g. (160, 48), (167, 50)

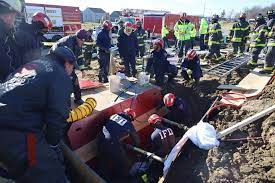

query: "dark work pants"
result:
(178, 40), (191, 58)
(124, 54), (137, 77)
(137, 46), (145, 58)
(251, 46), (264, 62)
(200, 34), (206, 50)
(181, 70), (200, 83)
(98, 51), (110, 81)
(232, 41), (246, 54)
(72, 70), (82, 101)
(163, 36), (169, 48)
(265, 46), (275, 68)
(190, 37), (195, 49)
(0, 131), (67, 183)
(205, 44), (222, 60)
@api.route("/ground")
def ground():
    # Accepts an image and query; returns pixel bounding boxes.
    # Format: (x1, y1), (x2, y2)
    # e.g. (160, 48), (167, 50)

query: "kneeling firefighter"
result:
(0, 46), (76, 182)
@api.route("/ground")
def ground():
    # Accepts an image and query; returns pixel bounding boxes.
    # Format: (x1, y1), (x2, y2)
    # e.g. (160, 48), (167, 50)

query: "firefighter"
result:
(229, 13), (250, 56)
(147, 114), (176, 183)
(247, 14), (268, 67)
(174, 12), (192, 61)
(51, 29), (90, 105)
(98, 108), (140, 179)
(96, 21), (112, 83)
(0, 0), (22, 82)
(190, 22), (197, 49)
(0, 46), (76, 182)
(15, 12), (53, 63)
(118, 22), (138, 77)
(181, 49), (203, 84)
(117, 19), (125, 37)
(146, 39), (178, 86)
(260, 10), (275, 74)
(134, 20), (147, 58)
(204, 14), (224, 62)
(162, 93), (191, 127)
(162, 25), (170, 48)
(199, 17), (208, 50)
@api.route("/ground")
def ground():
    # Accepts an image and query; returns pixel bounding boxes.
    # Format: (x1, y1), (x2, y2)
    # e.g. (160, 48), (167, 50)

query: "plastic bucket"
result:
(109, 75), (121, 93)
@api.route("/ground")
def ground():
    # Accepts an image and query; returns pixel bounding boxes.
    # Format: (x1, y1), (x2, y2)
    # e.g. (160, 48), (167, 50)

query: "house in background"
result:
(110, 11), (122, 22)
(82, 7), (107, 23)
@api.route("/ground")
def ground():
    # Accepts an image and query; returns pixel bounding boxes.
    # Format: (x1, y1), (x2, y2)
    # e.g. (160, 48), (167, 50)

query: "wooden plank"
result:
(217, 84), (252, 91)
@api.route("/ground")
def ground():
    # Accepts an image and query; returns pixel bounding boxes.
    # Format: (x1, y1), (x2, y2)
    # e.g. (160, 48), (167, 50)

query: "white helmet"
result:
(0, 0), (22, 13)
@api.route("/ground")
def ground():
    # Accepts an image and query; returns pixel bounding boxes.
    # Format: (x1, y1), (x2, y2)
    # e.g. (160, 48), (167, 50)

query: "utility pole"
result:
(203, 0), (206, 17)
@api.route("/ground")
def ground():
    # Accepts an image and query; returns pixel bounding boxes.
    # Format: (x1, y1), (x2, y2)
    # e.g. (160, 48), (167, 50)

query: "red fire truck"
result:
(25, 3), (82, 41)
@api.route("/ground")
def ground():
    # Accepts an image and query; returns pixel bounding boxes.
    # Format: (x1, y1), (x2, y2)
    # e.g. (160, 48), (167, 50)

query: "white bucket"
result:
(138, 72), (150, 85)
(109, 75), (121, 93)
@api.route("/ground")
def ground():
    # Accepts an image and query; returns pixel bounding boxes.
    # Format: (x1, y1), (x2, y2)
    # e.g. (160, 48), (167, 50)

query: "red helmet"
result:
(103, 20), (112, 30)
(153, 39), (164, 48)
(148, 114), (162, 125)
(124, 108), (136, 119)
(163, 93), (176, 107)
(124, 22), (133, 28)
(186, 49), (197, 60)
(32, 12), (53, 30)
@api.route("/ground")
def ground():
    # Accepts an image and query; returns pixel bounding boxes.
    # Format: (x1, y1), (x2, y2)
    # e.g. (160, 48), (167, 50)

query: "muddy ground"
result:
(80, 52), (274, 183)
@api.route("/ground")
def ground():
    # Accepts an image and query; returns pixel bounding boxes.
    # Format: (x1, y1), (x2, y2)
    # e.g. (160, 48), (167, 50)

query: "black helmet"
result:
(256, 13), (264, 21)
(212, 14), (219, 21)
(50, 46), (77, 65)
(267, 9), (274, 16)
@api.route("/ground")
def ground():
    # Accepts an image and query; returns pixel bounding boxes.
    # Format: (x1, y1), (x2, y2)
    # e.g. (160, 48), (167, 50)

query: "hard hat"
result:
(124, 108), (136, 119)
(0, 0), (22, 14)
(163, 93), (176, 107)
(76, 29), (90, 41)
(136, 20), (142, 25)
(32, 12), (53, 30)
(239, 12), (247, 19)
(153, 39), (164, 48)
(180, 12), (187, 19)
(186, 49), (197, 60)
(148, 114), (162, 125)
(256, 13), (264, 21)
(124, 22), (133, 28)
(50, 46), (77, 65)
(267, 9), (274, 16)
(212, 14), (219, 21)
(103, 20), (112, 30)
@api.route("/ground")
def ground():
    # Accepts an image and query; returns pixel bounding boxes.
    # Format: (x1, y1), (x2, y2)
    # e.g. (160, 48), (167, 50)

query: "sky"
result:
(25, 0), (275, 16)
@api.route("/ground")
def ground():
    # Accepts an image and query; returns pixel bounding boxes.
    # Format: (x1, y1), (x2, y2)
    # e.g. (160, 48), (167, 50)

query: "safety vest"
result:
(199, 18), (208, 35)
(267, 19), (275, 47)
(162, 26), (169, 38)
(229, 20), (250, 42)
(191, 23), (197, 38)
(206, 22), (223, 45)
(250, 24), (268, 48)
(174, 20), (192, 41)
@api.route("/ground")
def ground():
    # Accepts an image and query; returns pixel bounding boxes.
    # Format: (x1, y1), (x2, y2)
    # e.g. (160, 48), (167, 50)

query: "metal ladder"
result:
(205, 54), (251, 78)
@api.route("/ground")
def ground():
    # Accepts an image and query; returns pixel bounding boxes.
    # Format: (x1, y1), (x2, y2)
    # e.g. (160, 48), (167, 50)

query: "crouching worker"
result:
(98, 108), (140, 180)
(147, 114), (176, 182)
(181, 49), (203, 85)
(0, 46), (76, 182)
(146, 39), (178, 86)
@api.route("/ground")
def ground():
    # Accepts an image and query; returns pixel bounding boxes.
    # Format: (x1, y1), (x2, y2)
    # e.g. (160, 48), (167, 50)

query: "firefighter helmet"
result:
(124, 108), (136, 119)
(153, 39), (164, 48)
(32, 12), (53, 30)
(186, 49), (197, 60)
(163, 93), (176, 107)
(0, 0), (22, 13)
(50, 46), (77, 65)
(212, 14), (219, 21)
(76, 29), (90, 41)
(267, 9), (274, 16)
(148, 114), (162, 125)
(256, 13), (265, 21)
(136, 20), (142, 26)
(124, 22), (133, 28)
(103, 20), (112, 30)
(180, 12), (187, 19)
(239, 12), (247, 19)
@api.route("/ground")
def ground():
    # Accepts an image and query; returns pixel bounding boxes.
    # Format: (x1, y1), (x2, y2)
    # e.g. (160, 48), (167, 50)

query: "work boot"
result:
(74, 99), (84, 105)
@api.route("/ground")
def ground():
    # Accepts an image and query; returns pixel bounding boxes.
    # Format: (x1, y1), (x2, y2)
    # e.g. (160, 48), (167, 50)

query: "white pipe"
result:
(217, 105), (275, 139)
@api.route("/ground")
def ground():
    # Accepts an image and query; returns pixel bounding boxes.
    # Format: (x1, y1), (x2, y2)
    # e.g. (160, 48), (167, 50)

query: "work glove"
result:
(50, 144), (64, 164)
(187, 69), (193, 76)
